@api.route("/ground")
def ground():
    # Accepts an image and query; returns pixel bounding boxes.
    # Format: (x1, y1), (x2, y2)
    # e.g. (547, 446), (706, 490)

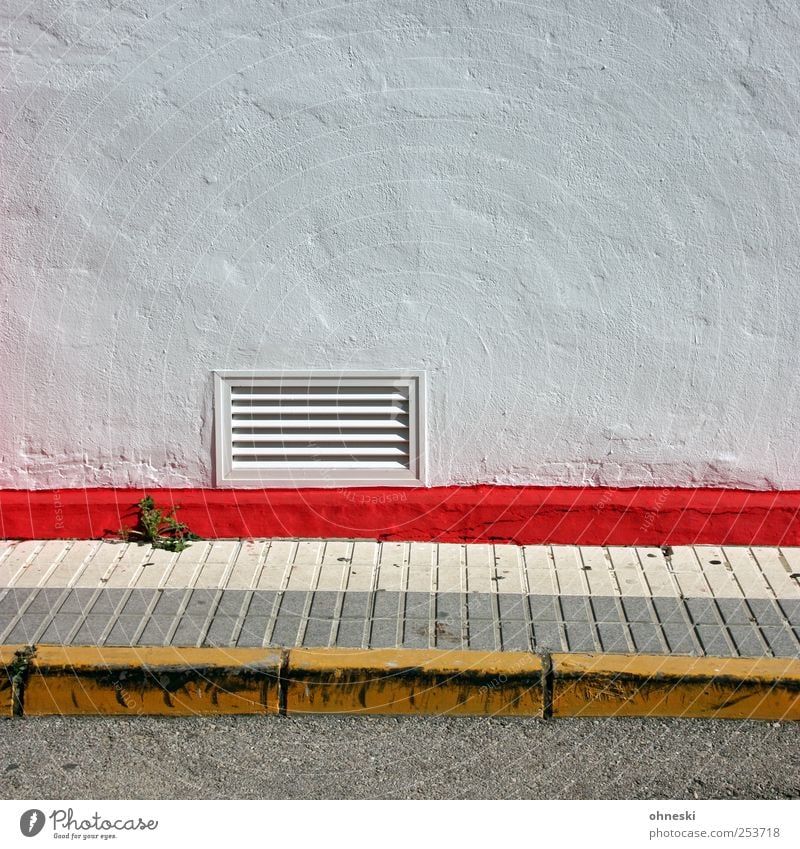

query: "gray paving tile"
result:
(370, 617), (400, 648)
(303, 617), (333, 648)
(202, 616), (238, 646)
(340, 592), (371, 619)
(651, 596), (685, 624)
(171, 616), (205, 646)
(72, 614), (117, 645)
(560, 596), (592, 622)
(564, 621), (597, 652)
(212, 590), (249, 615)
(746, 599), (786, 627)
(529, 595), (560, 621)
(89, 590), (127, 614)
(151, 589), (186, 616)
(104, 615), (147, 646)
(279, 592), (310, 616)
(467, 594), (495, 620)
(335, 619), (366, 648)
(661, 623), (698, 654)
(237, 617), (270, 647)
(435, 593), (462, 621)
(404, 592), (431, 618)
(373, 591), (402, 618)
(621, 597), (654, 623)
(309, 591), (339, 619)
(434, 620), (463, 648)
(695, 624), (735, 656)
(121, 589), (159, 615)
(716, 598), (756, 626)
(591, 596), (624, 623)
(402, 621), (431, 649)
(684, 598), (721, 625)
(629, 622), (665, 653)
(531, 620), (564, 652)
(269, 612), (301, 647)
(728, 623), (768, 657)
(596, 622), (630, 652)
(500, 621), (531, 651)
(21, 589), (66, 614)
(0, 589), (35, 614)
(37, 612), (83, 645)
(58, 589), (97, 614)
(467, 622), (497, 650)
(760, 625), (800, 657)
(246, 591), (279, 616)
(776, 598), (800, 625)
(497, 594), (528, 620)
(182, 590), (216, 618)
(7, 612), (53, 643)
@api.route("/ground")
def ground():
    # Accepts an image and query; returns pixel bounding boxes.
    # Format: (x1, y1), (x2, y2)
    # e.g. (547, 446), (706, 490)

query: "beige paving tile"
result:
(751, 547), (800, 598)
(13, 541), (71, 588)
(195, 541), (240, 589)
(42, 541), (100, 588)
(493, 545), (524, 594)
(607, 546), (650, 597)
(580, 547), (618, 595)
(225, 540), (268, 590)
(162, 541), (210, 589)
(722, 547), (772, 599)
(73, 542), (126, 588)
(551, 546), (587, 596)
(132, 547), (179, 589)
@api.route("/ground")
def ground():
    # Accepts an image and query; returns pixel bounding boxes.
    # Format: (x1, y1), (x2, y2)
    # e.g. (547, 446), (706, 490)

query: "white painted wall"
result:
(2, 0), (800, 489)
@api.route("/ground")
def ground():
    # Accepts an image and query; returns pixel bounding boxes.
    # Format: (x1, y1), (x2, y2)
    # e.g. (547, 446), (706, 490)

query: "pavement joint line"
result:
(163, 543), (213, 646)
(197, 542), (244, 647)
(29, 543), (101, 645)
(62, 545), (128, 645)
(2, 645), (798, 720)
(230, 541), (271, 647)
(129, 550), (180, 645)
(97, 545), (154, 646)
(0, 544), (72, 643)
(262, 541), (297, 648)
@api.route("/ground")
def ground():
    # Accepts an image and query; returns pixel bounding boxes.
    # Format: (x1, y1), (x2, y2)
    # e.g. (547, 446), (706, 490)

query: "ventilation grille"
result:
(214, 371), (426, 486)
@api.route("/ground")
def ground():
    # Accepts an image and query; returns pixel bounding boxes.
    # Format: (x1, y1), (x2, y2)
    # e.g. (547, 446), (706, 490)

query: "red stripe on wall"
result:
(2, 486), (800, 545)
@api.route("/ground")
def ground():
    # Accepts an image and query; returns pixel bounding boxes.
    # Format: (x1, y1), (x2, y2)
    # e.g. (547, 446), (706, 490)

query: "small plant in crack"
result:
(118, 495), (200, 552)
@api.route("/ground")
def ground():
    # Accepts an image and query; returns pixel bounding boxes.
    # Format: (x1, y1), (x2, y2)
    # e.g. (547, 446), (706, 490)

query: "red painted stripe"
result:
(1, 486), (800, 546)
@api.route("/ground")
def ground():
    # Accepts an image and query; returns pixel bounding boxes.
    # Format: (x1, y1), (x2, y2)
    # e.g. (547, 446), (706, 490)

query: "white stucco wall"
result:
(2, 0), (800, 489)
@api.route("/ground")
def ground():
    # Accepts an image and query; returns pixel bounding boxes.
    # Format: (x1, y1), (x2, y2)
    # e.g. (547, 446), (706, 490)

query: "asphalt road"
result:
(1, 716), (798, 799)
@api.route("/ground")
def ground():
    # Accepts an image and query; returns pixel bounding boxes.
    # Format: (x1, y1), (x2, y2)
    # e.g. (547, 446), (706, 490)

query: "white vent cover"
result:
(213, 371), (427, 487)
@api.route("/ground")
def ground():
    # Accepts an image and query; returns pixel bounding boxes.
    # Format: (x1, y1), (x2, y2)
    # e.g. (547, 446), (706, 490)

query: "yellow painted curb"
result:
(551, 653), (800, 720)
(285, 648), (545, 716)
(2, 646), (799, 719)
(23, 646), (283, 716)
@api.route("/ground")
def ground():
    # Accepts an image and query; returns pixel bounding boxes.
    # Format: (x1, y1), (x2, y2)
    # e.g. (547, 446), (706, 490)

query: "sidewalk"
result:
(1, 539), (799, 719)
(2, 539), (799, 656)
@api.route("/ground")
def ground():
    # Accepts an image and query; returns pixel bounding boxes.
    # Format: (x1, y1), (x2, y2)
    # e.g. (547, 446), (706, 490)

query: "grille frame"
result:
(213, 370), (427, 487)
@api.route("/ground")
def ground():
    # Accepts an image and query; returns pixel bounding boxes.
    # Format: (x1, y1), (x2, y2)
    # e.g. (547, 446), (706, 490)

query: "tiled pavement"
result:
(0, 539), (799, 657)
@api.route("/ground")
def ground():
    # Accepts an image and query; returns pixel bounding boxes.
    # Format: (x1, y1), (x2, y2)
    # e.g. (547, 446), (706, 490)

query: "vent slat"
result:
(230, 446), (409, 457)
(230, 392), (408, 402)
(231, 460), (409, 470)
(231, 433), (408, 443)
(231, 418), (407, 429)
(230, 404), (407, 415)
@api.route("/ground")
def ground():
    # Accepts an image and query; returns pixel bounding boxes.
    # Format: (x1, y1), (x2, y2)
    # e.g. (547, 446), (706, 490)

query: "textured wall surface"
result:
(2, 0), (799, 489)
